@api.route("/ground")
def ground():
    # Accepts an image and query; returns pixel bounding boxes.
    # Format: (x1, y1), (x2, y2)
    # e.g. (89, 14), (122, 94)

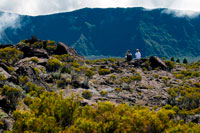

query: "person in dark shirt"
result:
(125, 50), (132, 62)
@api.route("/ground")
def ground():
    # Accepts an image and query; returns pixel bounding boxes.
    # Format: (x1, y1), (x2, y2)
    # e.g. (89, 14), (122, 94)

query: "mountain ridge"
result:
(0, 7), (200, 60)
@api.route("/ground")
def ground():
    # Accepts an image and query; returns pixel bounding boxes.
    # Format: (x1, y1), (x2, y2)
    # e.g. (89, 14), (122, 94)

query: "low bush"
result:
(0, 74), (7, 85)
(168, 86), (200, 110)
(13, 92), (80, 132)
(46, 41), (57, 51)
(31, 57), (39, 63)
(32, 41), (44, 48)
(85, 69), (95, 78)
(12, 91), (200, 132)
(98, 68), (111, 75)
(61, 67), (71, 74)
(114, 87), (122, 93)
(53, 54), (74, 62)
(1, 85), (22, 109)
(47, 58), (63, 71)
(100, 91), (108, 97)
(82, 90), (92, 99)
(165, 60), (175, 71)
(0, 47), (23, 64)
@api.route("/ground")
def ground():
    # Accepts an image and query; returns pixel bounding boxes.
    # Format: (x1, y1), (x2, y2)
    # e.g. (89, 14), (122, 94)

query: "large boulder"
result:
(55, 42), (69, 55)
(55, 42), (84, 60)
(149, 56), (167, 70)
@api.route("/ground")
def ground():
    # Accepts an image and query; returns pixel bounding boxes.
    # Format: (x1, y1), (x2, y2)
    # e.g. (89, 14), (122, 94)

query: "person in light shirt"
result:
(135, 49), (141, 59)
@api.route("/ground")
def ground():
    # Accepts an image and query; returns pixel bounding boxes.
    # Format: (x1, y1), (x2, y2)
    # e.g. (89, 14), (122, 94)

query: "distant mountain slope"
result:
(1, 7), (200, 59)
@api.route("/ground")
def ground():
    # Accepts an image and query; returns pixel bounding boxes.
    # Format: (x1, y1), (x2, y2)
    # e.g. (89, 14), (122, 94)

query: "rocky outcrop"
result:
(55, 42), (69, 55)
(20, 46), (49, 58)
(24, 36), (39, 45)
(55, 42), (84, 60)
(149, 56), (167, 70)
(131, 58), (149, 68)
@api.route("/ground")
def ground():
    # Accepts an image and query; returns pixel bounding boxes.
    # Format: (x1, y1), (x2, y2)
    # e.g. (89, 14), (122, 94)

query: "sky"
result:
(0, 0), (200, 16)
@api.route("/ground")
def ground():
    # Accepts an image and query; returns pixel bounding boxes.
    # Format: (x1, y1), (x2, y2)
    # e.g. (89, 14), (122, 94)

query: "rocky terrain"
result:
(0, 37), (200, 132)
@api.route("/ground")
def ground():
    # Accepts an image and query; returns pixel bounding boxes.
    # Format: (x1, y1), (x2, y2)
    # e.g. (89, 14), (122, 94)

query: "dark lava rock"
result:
(149, 56), (167, 70)
(20, 46), (49, 58)
(0, 61), (10, 73)
(131, 58), (149, 68)
(55, 42), (69, 55)
(7, 75), (19, 84)
(0, 96), (12, 113)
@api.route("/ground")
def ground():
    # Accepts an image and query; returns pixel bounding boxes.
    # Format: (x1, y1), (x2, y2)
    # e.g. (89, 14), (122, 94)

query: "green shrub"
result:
(7, 66), (15, 73)
(46, 41), (57, 51)
(165, 60), (175, 70)
(31, 57), (39, 63)
(82, 90), (92, 99)
(33, 67), (41, 75)
(52, 72), (61, 79)
(0, 47), (23, 64)
(98, 68), (111, 75)
(168, 86), (200, 110)
(175, 70), (200, 79)
(13, 92), (80, 132)
(121, 76), (133, 84)
(131, 68), (136, 72)
(1, 85), (22, 109)
(100, 91), (108, 97)
(132, 73), (142, 81)
(56, 79), (67, 89)
(108, 57), (117, 63)
(0, 74), (7, 85)
(174, 74), (185, 79)
(85, 69), (95, 78)
(67, 103), (178, 133)
(153, 74), (159, 78)
(24, 96), (33, 106)
(47, 58), (63, 71)
(19, 76), (29, 85)
(32, 41), (44, 48)
(110, 74), (117, 80)
(71, 60), (80, 68)
(53, 54), (74, 62)
(114, 88), (122, 93)
(12, 92), (200, 132)
(61, 67), (71, 74)
(24, 82), (44, 96)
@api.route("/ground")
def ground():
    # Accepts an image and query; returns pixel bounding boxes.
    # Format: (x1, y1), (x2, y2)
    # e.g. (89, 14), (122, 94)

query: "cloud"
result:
(0, 13), (21, 39)
(162, 9), (200, 18)
(0, 0), (199, 16)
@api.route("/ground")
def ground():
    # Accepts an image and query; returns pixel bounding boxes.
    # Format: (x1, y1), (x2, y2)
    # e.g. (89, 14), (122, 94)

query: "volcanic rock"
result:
(149, 56), (167, 70)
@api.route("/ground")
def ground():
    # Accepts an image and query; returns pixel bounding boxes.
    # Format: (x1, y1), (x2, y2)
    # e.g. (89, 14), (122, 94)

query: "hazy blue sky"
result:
(0, 0), (199, 16)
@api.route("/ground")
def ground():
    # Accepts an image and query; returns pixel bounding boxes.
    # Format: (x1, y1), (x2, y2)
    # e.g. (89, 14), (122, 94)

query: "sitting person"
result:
(125, 50), (132, 62)
(135, 49), (141, 59)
